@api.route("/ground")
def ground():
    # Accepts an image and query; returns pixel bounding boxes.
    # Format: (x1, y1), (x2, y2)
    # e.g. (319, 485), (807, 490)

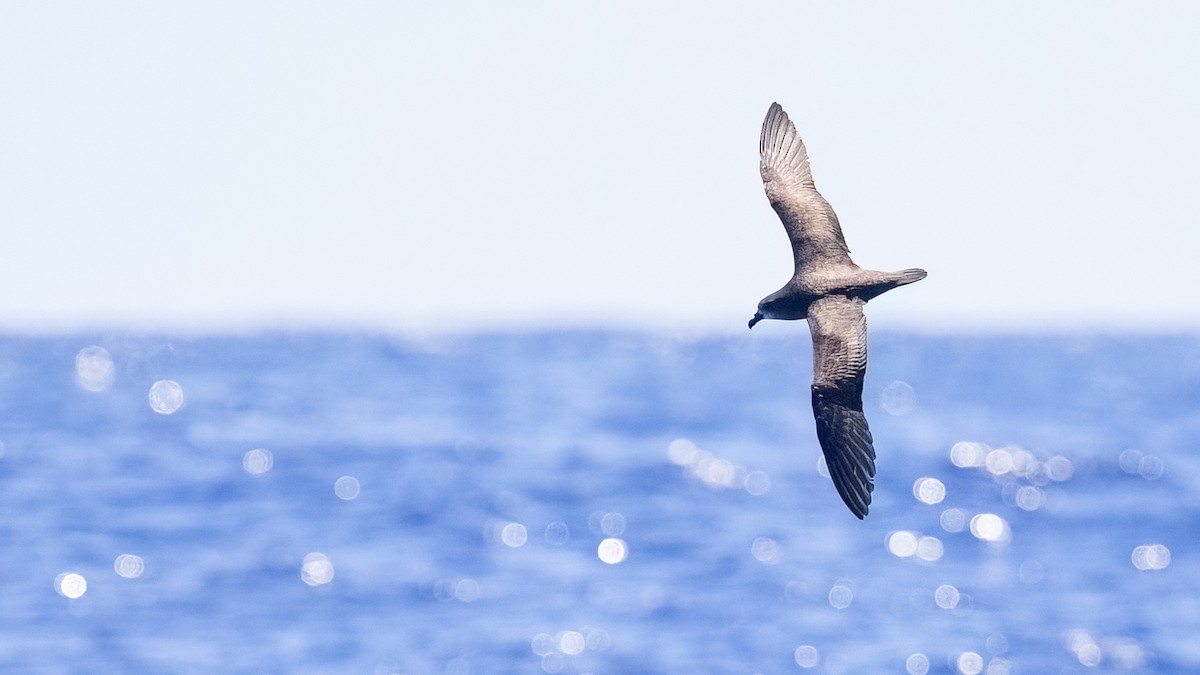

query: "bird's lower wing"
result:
(807, 296), (875, 519)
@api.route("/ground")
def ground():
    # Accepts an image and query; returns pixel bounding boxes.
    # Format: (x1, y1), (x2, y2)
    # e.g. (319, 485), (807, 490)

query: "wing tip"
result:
(837, 478), (873, 519)
(841, 481), (872, 519)
(759, 101), (812, 186)
(850, 494), (870, 519)
(813, 389), (877, 519)
(760, 103), (786, 151)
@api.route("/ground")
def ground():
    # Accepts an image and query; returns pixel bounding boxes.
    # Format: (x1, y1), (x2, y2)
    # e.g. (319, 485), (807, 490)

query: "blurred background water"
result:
(1, 331), (1196, 673)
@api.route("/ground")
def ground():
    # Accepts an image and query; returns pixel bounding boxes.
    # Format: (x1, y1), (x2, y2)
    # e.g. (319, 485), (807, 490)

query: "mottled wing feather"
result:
(759, 102), (854, 271)
(806, 296), (875, 519)
(759, 103), (814, 190)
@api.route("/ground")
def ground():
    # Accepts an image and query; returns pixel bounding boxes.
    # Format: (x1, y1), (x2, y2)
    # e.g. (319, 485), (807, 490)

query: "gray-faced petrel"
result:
(749, 102), (926, 519)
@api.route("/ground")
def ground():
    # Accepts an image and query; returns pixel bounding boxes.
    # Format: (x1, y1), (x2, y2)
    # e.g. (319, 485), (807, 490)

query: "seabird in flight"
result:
(749, 102), (926, 519)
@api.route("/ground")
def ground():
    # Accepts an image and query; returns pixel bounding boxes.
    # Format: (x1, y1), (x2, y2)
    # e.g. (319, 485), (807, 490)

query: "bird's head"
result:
(749, 290), (809, 329)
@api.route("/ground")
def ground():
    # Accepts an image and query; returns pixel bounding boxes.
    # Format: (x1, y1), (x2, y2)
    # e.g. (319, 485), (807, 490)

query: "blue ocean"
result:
(2, 331), (1196, 674)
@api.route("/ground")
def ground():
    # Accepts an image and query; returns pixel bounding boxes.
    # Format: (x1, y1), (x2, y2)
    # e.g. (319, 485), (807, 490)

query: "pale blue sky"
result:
(3, 2), (1198, 333)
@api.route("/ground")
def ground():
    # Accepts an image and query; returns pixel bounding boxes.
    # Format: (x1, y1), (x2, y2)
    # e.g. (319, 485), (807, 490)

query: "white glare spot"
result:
(599, 512), (626, 536)
(1118, 448), (1143, 474)
(828, 581), (855, 609)
(148, 380), (184, 414)
(1015, 485), (1045, 511)
(55, 572), (87, 599)
(913, 477), (946, 504)
(969, 513), (1010, 544)
(501, 523), (528, 548)
(75, 346), (115, 392)
(1064, 629), (1103, 667)
(881, 380), (917, 416)
(1131, 544), (1171, 571)
(751, 537), (782, 564)
(917, 536), (944, 562)
(1027, 461), (1053, 486)
(906, 653), (930, 675)
(794, 645), (820, 668)
(597, 538), (627, 564)
(1046, 455), (1074, 481)
(544, 521), (570, 545)
(558, 631), (586, 655)
(1138, 455), (1164, 480)
(743, 470), (771, 496)
(454, 578), (480, 602)
(114, 554), (145, 579)
(1009, 448), (1037, 478)
(985, 448), (1013, 476)
(987, 657), (1013, 674)
(783, 581), (806, 603)
(1018, 560), (1045, 584)
(1077, 644), (1102, 667)
(671, 443), (763, 492)
(300, 552), (334, 586)
(1106, 638), (1146, 669)
(957, 651), (984, 674)
(667, 438), (699, 465)
(887, 531), (919, 558)
(935, 584), (961, 609)
(334, 475), (360, 500)
(950, 442), (989, 468)
(940, 508), (968, 533)
(698, 456), (737, 487)
(242, 448), (273, 475)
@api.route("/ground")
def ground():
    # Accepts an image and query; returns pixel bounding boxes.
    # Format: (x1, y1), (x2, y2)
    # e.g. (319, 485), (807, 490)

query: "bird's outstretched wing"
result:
(806, 295), (875, 518)
(759, 102), (854, 272)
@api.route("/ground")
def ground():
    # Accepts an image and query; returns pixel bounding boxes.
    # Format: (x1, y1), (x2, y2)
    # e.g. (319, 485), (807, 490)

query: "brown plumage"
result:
(749, 102), (926, 519)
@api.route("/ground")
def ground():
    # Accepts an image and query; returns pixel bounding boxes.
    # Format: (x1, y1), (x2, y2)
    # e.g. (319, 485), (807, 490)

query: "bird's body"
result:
(749, 102), (926, 519)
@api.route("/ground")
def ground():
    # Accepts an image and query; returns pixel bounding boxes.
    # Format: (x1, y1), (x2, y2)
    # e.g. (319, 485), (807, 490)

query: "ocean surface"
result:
(1, 331), (1197, 674)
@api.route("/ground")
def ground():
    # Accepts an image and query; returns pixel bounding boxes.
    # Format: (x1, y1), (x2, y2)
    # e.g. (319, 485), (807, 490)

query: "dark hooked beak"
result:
(748, 313), (763, 329)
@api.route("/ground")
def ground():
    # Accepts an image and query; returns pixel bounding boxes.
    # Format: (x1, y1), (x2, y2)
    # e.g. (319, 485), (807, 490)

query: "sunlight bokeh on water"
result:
(74, 346), (114, 392)
(3, 332), (1196, 671)
(147, 379), (184, 414)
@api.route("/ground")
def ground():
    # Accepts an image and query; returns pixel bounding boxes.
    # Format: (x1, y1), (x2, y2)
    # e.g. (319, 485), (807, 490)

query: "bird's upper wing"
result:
(759, 102), (854, 271)
(806, 295), (875, 519)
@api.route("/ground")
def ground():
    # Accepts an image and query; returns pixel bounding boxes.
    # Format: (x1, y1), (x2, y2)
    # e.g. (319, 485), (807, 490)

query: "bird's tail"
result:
(852, 268), (927, 302)
(895, 268), (928, 287)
